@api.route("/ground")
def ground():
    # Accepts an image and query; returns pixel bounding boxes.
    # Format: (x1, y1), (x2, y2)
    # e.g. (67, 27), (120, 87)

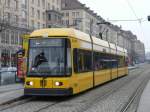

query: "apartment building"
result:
(61, 0), (103, 37)
(99, 24), (118, 43)
(0, 0), (28, 67)
(0, 0), (62, 67)
(27, 0), (62, 29)
(0, 0), (145, 67)
(132, 40), (145, 63)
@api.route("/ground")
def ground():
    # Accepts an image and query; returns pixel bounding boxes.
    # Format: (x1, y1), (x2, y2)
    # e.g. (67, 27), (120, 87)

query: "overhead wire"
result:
(124, 0), (146, 45)
(125, 0), (140, 22)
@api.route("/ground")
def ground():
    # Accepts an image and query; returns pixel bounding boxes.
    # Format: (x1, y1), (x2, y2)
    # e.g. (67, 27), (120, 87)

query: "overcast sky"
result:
(79, 0), (150, 52)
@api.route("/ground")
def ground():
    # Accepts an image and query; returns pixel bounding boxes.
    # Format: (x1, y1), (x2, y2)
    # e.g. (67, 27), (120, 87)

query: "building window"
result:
(72, 12), (75, 17)
(38, 0), (40, 6)
(73, 20), (77, 25)
(48, 14), (51, 21)
(5, 12), (11, 22)
(66, 13), (69, 16)
(48, 3), (50, 10)
(14, 0), (18, 10)
(55, 15), (57, 21)
(37, 22), (40, 29)
(42, 0), (45, 8)
(19, 33), (23, 45)
(52, 5), (55, 10)
(22, 0), (26, 5)
(76, 12), (80, 16)
(5, 30), (9, 44)
(66, 20), (69, 25)
(11, 52), (17, 67)
(31, 20), (34, 28)
(32, 0), (34, 4)
(1, 49), (10, 67)
(22, 11), (27, 19)
(1, 31), (5, 43)
(22, 0), (27, 8)
(37, 10), (40, 19)
(43, 24), (45, 28)
(31, 7), (34, 17)
(11, 31), (15, 44)
(14, 32), (18, 45)
(14, 15), (19, 24)
(5, 0), (10, 8)
(43, 12), (45, 21)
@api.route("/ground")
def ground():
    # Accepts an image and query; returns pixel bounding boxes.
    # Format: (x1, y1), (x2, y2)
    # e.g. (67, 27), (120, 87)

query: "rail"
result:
(120, 76), (150, 112)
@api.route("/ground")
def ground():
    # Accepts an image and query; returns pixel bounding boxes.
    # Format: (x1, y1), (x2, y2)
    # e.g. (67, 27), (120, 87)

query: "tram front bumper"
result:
(24, 88), (73, 96)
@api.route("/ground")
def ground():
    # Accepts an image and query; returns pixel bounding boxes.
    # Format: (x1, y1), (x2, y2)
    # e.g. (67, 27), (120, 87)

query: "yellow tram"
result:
(24, 28), (128, 96)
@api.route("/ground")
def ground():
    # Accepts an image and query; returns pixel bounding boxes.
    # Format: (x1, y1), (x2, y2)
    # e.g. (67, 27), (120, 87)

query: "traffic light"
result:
(148, 16), (150, 21)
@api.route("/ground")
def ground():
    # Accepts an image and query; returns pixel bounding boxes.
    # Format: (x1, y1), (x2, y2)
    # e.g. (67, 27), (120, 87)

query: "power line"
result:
(125, 0), (140, 22)
(124, 0), (146, 48)
(108, 19), (143, 22)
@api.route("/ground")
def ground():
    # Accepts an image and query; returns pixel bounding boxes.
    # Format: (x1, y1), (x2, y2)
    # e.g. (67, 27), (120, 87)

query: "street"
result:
(0, 63), (149, 112)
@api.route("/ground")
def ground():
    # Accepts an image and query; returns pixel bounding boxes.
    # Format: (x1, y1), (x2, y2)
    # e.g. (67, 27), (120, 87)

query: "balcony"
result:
(46, 10), (64, 28)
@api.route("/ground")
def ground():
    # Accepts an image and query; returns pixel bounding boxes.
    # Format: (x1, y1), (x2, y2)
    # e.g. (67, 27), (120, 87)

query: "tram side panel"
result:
(73, 48), (93, 93)
(118, 56), (126, 77)
(94, 53), (111, 86)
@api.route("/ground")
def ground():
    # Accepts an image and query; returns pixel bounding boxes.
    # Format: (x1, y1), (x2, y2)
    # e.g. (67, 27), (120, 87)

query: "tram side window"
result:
(118, 56), (125, 67)
(94, 52), (101, 70)
(94, 52), (111, 70)
(73, 49), (92, 73)
(111, 60), (118, 68)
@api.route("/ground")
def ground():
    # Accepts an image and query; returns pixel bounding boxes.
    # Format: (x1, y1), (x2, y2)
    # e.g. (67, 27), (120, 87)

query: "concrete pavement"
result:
(137, 80), (150, 112)
(0, 84), (24, 105)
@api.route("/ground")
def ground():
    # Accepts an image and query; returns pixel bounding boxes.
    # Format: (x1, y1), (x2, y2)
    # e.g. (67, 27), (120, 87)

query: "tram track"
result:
(73, 68), (147, 112)
(119, 74), (150, 112)
(0, 65), (147, 112)
(33, 97), (70, 112)
(30, 66), (146, 112)
(0, 96), (35, 111)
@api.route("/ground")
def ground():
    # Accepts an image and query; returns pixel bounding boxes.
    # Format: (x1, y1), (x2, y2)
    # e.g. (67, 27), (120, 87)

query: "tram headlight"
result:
(55, 82), (63, 86)
(29, 81), (33, 86)
(26, 81), (34, 86)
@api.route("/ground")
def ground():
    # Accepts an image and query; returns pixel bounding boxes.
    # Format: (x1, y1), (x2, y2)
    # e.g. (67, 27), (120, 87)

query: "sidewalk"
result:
(137, 80), (150, 112)
(0, 83), (24, 105)
(0, 83), (23, 93)
(128, 65), (138, 70)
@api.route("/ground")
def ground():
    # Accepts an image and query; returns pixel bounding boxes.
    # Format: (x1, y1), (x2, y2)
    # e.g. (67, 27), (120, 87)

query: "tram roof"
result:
(30, 28), (127, 56)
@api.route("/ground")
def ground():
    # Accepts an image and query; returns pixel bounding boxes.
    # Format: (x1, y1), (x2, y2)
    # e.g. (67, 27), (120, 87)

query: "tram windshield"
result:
(27, 38), (71, 77)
